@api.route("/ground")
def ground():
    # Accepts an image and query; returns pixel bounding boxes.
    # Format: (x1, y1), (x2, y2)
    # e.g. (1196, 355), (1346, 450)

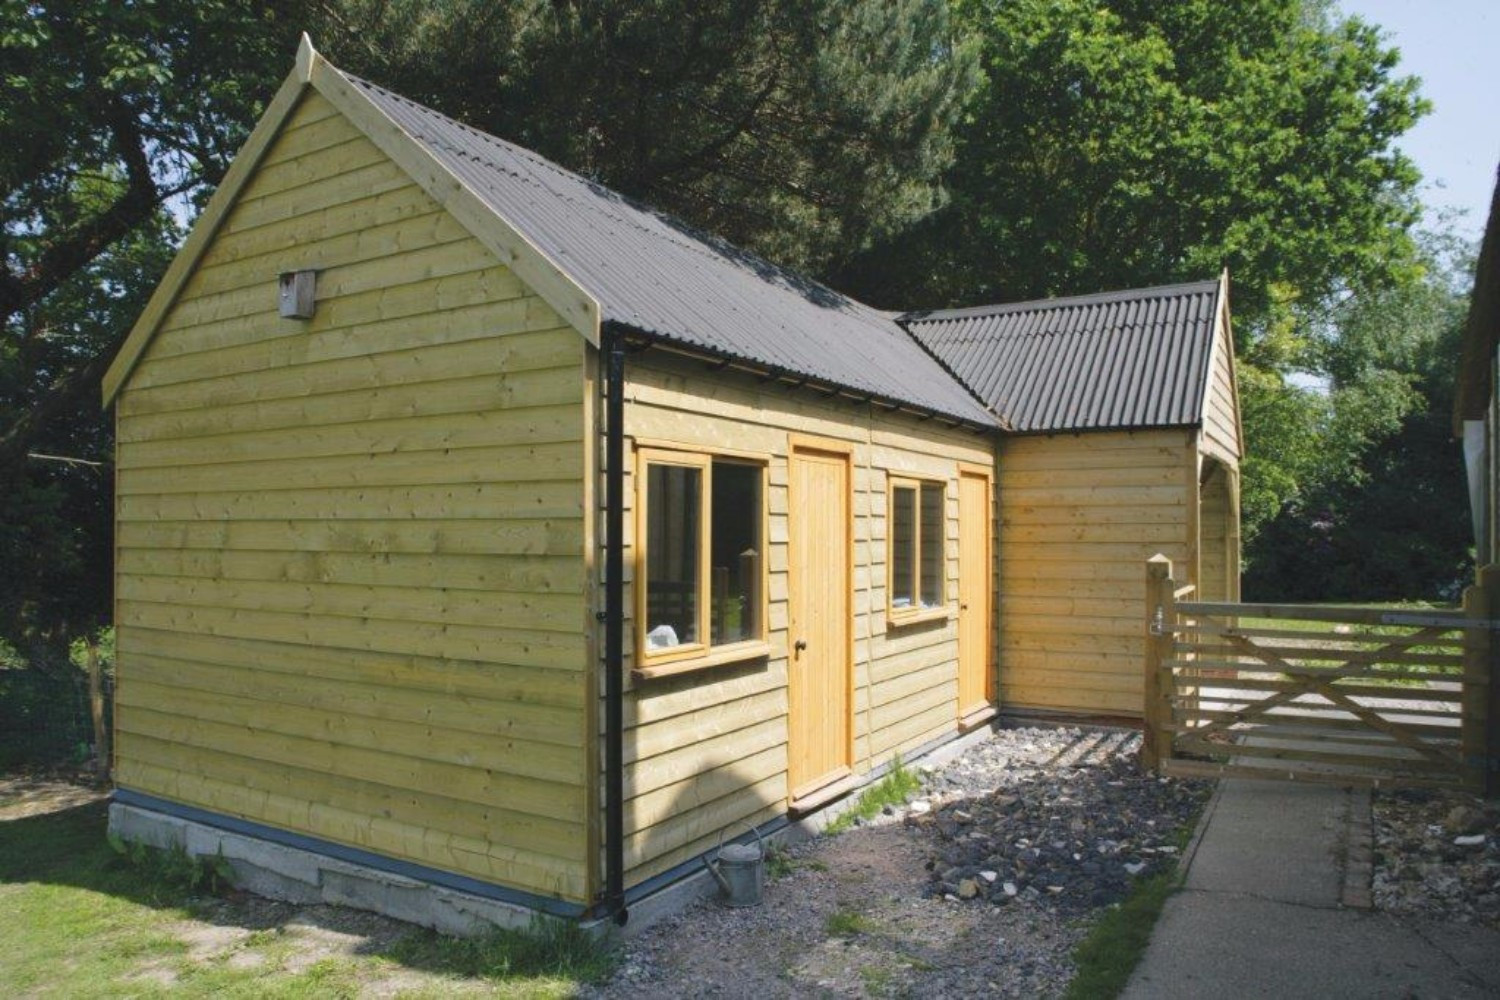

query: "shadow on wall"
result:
(619, 653), (788, 890)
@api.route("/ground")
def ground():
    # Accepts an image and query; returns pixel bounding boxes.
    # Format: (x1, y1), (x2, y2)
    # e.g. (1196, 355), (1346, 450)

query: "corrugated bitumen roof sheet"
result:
(900, 280), (1222, 433)
(342, 70), (998, 428)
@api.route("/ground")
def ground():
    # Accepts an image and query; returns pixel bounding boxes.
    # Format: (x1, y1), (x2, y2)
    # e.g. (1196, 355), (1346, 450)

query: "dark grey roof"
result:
(342, 70), (998, 428)
(899, 280), (1223, 433)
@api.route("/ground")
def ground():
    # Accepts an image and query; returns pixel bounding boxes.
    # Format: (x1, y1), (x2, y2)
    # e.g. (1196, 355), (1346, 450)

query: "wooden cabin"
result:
(101, 38), (1240, 929)
(905, 282), (1243, 716)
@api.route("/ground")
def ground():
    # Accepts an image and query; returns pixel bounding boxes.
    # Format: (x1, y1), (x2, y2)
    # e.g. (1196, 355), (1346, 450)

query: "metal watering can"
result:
(703, 822), (765, 907)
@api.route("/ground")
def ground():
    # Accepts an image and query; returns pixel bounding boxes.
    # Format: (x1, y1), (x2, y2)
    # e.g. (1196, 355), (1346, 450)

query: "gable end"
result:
(103, 35), (599, 406)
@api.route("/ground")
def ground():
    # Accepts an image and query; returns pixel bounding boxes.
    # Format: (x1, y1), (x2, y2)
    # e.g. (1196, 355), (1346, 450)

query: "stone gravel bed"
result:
(1372, 788), (1500, 930)
(587, 726), (1211, 998)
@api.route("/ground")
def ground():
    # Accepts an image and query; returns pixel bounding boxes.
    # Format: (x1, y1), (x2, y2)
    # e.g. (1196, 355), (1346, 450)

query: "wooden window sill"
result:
(886, 606), (953, 629)
(632, 640), (772, 680)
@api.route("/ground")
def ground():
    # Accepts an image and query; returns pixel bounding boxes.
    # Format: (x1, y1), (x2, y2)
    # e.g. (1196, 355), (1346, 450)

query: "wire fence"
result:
(0, 659), (113, 769)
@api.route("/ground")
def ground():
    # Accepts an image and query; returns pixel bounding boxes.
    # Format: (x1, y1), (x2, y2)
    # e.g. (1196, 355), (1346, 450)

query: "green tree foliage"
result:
(315, 0), (979, 274)
(1245, 230), (1475, 600)
(840, 0), (1426, 320)
(834, 0), (1433, 558)
(1, 1), (298, 643)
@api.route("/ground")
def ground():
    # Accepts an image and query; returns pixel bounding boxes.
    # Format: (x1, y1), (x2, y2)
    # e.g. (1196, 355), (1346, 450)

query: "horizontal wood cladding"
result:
(998, 430), (1191, 717)
(1202, 300), (1243, 466)
(609, 354), (994, 885)
(112, 92), (590, 902)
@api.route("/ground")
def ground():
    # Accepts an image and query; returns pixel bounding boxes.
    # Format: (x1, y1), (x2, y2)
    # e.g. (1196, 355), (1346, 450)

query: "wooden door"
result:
(957, 467), (993, 721)
(787, 443), (852, 801)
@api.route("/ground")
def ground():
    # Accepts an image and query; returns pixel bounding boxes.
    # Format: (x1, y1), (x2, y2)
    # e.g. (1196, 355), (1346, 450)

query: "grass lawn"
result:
(0, 789), (614, 998)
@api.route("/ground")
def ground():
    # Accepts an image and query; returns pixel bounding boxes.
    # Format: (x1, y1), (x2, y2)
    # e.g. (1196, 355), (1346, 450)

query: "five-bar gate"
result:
(1141, 555), (1496, 792)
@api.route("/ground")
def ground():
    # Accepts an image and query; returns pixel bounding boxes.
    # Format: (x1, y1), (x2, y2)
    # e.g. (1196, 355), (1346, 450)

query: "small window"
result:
(711, 461), (763, 645)
(638, 448), (767, 666)
(889, 476), (946, 618)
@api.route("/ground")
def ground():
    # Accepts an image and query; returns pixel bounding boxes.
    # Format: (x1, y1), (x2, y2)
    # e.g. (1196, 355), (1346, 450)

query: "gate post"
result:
(1142, 555), (1175, 773)
(1466, 565), (1500, 797)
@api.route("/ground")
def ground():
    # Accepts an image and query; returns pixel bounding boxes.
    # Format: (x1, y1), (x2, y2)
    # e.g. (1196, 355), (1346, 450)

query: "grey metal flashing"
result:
(1002, 423), (1202, 439)
(112, 788), (587, 918)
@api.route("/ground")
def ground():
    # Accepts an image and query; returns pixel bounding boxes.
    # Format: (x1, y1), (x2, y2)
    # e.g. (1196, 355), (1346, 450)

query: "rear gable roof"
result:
(900, 278), (1225, 434)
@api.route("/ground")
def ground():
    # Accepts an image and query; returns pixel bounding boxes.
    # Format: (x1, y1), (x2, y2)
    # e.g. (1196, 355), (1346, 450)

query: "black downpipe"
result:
(603, 326), (627, 925)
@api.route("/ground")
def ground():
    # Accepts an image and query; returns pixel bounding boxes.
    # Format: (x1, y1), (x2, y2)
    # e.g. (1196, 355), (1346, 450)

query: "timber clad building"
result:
(102, 40), (1243, 928)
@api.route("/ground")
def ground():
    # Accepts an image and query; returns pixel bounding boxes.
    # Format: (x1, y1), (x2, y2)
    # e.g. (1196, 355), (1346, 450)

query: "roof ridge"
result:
(899, 278), (1222, 324)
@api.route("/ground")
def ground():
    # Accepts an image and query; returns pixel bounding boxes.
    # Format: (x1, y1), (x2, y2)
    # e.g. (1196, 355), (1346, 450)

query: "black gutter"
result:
(602, 323), (628, 925)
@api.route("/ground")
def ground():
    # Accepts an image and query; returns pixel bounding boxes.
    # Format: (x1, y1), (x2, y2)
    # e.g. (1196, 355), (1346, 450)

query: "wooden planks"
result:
(999, 430), (1193, 716)
(611, 353), (994, 884)
(1200, 286), (1244, 465)
(1152, 579), (1478, 790)
(112, 93), (592, 900)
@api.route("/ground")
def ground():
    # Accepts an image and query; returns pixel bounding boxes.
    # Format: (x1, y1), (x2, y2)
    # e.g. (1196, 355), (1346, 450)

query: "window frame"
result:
(633, 444), (772, 678)
(886, 474), (950, 626)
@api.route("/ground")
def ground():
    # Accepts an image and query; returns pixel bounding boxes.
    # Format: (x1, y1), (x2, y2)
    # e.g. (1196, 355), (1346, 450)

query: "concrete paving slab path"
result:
(1123, 778), (1500, 999)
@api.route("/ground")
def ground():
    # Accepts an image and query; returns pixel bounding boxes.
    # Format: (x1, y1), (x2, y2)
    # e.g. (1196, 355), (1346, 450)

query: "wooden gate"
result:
(1141, 556), (1496, 792)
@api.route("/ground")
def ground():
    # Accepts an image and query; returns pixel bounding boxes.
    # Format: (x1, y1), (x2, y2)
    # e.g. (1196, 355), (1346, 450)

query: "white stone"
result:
(1003, 882), (1019, 897)
(1454, 834), (1486, 847)
(909, 800), (932, 814)
(980, 871), (998, 883)
(1125, 862), (1147, 876)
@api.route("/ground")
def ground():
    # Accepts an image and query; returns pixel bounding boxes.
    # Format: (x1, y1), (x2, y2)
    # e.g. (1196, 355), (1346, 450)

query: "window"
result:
(637, 448), (767, 669)
(889, 476), (946, 619)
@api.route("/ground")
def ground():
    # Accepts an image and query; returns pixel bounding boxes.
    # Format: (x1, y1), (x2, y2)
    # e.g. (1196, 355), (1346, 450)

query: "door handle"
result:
(794, 639), (808, 653)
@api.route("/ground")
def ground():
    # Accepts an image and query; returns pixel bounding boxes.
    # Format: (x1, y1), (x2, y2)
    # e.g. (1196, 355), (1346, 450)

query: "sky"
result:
(1340, 0), (1500, 239)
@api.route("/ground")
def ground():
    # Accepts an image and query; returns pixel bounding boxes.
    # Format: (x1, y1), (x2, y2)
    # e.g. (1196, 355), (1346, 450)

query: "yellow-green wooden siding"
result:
(997, 429), (1194, 716)
(606, 355), (996, 885)
(1201, 298), (1242, 466)
(112, 92), (591, 903)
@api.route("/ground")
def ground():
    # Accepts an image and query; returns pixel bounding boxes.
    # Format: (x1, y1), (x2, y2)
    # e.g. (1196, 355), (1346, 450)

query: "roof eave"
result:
(607, 320), (1004, 433)
(1005, 420), (1202, 438)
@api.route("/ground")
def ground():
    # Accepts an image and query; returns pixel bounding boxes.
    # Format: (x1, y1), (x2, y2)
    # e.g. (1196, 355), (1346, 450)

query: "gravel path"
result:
(1373, 787), (1500, 929)
(589, 726), (1211, 999)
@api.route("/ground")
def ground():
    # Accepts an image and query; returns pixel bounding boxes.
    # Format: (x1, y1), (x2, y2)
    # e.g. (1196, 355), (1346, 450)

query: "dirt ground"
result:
(591, 817), (1081, 999)
(589, 728), (1201, 998)
(0, 767), (109, 820)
